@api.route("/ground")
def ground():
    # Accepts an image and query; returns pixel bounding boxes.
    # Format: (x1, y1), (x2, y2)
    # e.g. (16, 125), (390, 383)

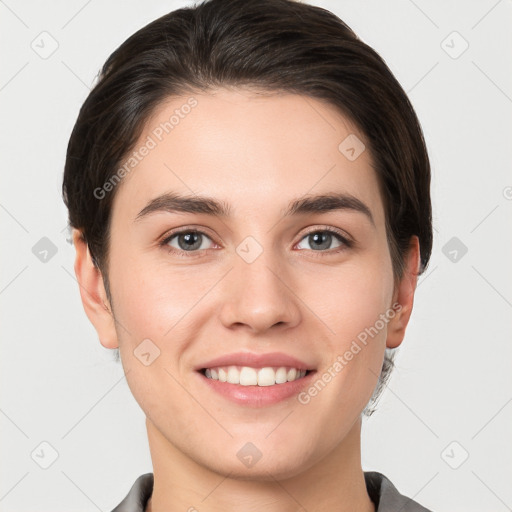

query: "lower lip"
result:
(197, 371), (316, 407)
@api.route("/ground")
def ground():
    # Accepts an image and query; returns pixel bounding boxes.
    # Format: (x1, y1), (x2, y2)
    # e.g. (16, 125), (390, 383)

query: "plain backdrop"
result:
(1, 1), (511, 511)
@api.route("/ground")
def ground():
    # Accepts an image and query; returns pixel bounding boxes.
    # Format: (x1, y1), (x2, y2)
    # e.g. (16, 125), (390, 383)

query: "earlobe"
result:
(386, 236), (421, 349)
(72, 229), (119, 349)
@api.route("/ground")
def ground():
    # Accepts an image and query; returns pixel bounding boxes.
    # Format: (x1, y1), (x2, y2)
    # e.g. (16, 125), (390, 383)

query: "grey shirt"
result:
(111, 471), (433, 511)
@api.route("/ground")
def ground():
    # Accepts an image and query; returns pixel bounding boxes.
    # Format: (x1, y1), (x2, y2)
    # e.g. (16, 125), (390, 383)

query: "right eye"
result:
(161, 230), (217, 255)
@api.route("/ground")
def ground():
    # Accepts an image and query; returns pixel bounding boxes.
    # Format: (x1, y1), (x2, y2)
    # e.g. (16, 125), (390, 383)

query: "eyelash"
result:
(159, 226), (353, 258)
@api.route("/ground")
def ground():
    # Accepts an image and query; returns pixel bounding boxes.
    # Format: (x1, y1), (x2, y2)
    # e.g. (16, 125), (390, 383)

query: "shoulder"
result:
(110, 473), (153, 512)
(364, 471), (434, 512)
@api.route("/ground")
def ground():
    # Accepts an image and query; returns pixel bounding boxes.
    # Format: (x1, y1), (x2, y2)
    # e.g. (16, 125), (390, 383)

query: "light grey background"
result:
(1, 1), (511, 511)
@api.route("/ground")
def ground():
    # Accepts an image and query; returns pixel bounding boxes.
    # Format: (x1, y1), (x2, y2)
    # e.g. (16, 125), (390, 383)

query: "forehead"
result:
(110, 87), (384, 227)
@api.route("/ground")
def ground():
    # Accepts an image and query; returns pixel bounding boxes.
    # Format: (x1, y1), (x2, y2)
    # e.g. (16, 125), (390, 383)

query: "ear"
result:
(386, 235), (421, 349)
(72, 229), (119, 349)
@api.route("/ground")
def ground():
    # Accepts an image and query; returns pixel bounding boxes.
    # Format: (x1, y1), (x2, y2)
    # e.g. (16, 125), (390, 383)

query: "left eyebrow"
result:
(134, 191), (375, 226)
(284, 192), (375, 226)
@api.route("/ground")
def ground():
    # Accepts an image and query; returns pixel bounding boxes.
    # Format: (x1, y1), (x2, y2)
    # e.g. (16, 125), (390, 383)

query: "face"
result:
(84, 88), (415, 480)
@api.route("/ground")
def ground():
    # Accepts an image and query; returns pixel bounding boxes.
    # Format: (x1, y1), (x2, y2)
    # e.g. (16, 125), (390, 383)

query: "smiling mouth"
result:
(200, 366), (312, 387)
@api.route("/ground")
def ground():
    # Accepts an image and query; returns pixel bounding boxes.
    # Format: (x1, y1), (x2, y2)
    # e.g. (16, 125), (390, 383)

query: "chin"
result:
(195, 438), (320, 482)
(209, 458), (313, 482)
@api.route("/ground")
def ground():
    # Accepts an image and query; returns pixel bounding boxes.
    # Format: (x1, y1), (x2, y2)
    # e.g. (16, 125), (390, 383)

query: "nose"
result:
(218, 250), (301, 334)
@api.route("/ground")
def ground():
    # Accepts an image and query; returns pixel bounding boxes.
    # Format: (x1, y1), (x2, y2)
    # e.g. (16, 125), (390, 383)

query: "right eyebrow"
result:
(135, 192), (232, 222)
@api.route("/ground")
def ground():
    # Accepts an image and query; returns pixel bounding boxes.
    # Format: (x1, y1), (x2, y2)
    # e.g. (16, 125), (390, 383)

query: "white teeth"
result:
(275, 367), (288, 384)
(287, 368), (297, 381)
(240, 367), (258, 385)
(257, 367), (275, 387)
(227, 366), (240, 384)
(204, 365), (308, 386)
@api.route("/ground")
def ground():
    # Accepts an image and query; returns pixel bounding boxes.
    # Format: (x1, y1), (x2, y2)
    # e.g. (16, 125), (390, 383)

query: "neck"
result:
(144, 416), (375, 512)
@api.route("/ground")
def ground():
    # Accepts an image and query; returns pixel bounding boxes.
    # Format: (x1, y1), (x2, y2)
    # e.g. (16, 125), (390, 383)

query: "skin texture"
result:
(72, 88), (420, 512)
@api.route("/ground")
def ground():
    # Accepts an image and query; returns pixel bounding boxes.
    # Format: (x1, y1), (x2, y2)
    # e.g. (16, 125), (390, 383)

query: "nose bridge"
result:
(218, 238), (300, 332)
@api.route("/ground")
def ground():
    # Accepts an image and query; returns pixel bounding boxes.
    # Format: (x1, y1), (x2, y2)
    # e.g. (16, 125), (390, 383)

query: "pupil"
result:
(180, 232), (200, 250)
(311, 232), (330, 250)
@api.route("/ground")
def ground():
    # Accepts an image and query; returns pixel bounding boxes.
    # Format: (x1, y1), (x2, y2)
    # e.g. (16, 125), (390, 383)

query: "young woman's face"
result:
(105, 88), (402, 479)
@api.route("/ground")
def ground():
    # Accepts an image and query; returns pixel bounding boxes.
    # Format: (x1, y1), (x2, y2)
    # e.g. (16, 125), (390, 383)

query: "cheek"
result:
(308, 253), (394, 343)
(110, 261), (206, 425)
(109, 255), (211, 343)
(300, 253), (393, 405)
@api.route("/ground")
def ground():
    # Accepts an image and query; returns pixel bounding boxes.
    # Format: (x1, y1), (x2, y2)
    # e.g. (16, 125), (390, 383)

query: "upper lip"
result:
(196, 351), (314, 371)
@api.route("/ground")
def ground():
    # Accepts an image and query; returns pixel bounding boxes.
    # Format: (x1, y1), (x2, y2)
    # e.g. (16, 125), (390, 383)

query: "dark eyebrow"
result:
(283, 193), (374, 226)
(135, 191), (374, 226)
(135, 192), (233, 221)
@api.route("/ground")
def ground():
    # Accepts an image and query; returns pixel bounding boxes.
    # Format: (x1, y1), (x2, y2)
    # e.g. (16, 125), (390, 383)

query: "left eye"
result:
(296, 230), (349, 251)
